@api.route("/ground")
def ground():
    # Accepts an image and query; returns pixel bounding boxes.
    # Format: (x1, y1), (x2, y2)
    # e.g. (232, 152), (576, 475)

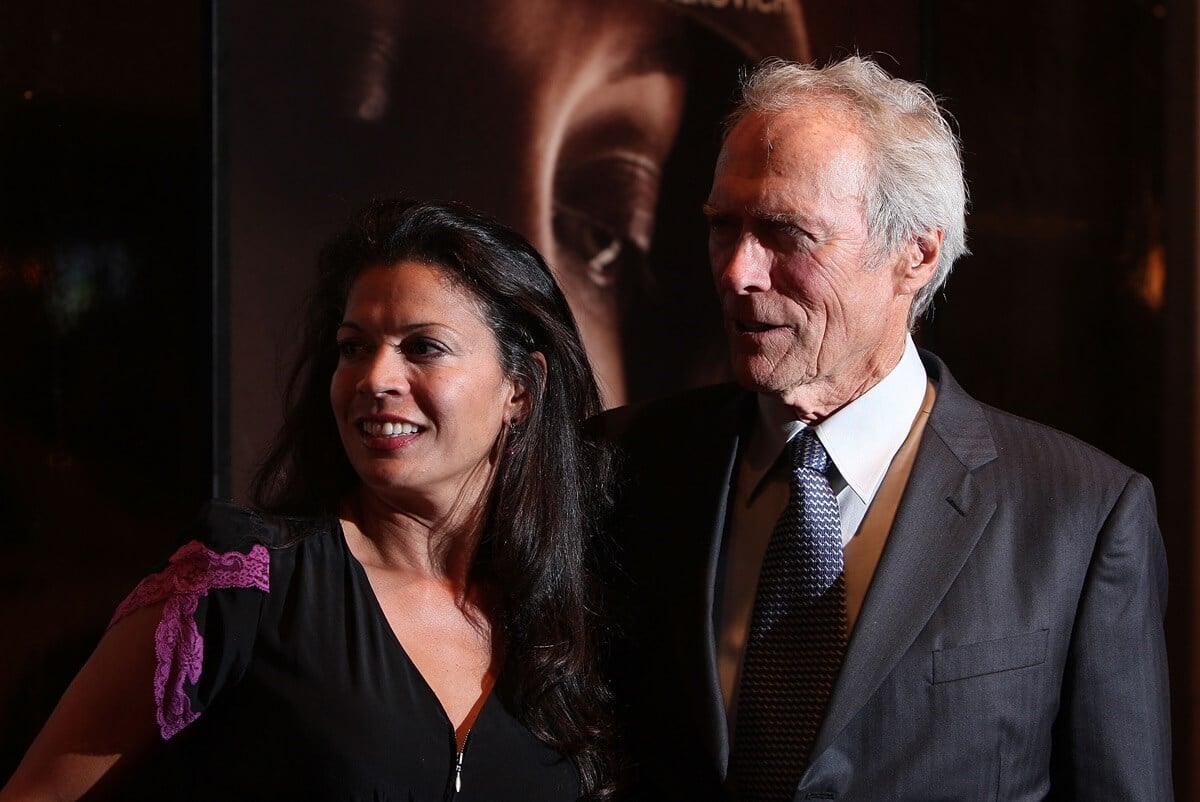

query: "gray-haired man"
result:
(599, 56), (1171, 801)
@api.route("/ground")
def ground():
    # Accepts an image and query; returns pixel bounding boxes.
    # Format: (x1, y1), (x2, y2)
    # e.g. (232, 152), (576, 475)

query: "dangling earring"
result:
(506, 419), (519, 457)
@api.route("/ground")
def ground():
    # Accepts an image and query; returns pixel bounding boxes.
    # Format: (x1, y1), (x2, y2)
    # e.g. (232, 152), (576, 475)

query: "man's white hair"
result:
(727, 56), (970, 326)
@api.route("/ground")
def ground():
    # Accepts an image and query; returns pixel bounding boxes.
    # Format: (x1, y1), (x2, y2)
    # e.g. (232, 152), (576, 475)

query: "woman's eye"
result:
(553, 205), (634, 289)
(553, 152), (659, 290)
(401, 338), (445, 358)
(337, 340), (363, 359)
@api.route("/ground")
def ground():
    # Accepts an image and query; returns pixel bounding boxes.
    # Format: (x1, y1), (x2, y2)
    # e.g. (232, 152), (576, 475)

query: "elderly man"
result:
(599, 57), (1171, 801)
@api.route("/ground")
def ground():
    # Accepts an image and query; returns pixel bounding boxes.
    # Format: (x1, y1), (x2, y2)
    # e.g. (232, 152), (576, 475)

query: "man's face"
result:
(704, 106), (919, 418)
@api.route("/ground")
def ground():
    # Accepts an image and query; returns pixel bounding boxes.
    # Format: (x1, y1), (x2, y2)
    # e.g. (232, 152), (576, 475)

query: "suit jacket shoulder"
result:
(922, 350), (1145, 534)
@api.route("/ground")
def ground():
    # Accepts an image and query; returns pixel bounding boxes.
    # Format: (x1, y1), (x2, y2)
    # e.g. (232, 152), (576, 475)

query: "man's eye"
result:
(759, 221), (812, 252)
(707, 216), (738, 236)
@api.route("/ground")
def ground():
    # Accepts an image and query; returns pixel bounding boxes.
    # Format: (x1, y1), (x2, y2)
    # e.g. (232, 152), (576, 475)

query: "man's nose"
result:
(714, 235), (772, 295)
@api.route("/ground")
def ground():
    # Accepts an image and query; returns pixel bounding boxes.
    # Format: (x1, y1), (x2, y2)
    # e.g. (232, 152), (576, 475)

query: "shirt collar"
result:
(745, 336), (927, 504)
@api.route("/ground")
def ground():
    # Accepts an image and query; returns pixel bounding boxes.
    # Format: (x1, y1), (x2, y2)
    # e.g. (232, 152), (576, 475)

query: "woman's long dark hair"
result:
(251, 198), (615, 799)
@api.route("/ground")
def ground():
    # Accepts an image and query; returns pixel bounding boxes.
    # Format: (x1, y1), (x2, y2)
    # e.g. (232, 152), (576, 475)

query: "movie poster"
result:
(228, 0), (916, 494)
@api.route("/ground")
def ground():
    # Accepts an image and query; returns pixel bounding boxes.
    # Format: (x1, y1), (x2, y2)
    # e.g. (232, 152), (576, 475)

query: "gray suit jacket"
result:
(597, 351), (1171, 801)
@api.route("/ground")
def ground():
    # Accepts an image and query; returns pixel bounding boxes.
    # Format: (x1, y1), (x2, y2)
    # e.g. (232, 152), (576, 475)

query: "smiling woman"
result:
(0, 199), (616, 802)
(330, 262), (530, 522)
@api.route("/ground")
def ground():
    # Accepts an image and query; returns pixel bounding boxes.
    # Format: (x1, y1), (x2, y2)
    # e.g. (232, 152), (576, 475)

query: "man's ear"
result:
(506, 351), (546, 425)
(896, 229), (944, 297)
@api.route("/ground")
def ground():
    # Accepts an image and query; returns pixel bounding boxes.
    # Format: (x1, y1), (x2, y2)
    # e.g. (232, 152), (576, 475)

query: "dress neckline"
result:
(333, 517), (496, 748)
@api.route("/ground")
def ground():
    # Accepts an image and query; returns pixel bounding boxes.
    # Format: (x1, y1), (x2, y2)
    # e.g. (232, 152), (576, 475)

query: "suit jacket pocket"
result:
(932, 628), (1049, 684)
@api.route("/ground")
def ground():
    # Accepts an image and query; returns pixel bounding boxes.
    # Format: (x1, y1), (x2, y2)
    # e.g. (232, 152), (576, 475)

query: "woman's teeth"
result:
(362, 421), (419, 437)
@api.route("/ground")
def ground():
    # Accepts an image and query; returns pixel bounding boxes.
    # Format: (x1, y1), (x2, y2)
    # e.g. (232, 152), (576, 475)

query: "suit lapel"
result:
(808, 353), (1000, 762)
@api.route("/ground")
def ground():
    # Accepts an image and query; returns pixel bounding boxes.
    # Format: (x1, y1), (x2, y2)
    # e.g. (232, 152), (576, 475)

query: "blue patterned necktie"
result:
(729, 427), (848, 801)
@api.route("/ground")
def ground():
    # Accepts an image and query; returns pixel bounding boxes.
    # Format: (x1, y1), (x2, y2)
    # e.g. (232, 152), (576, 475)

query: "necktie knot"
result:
(794, 427), (830, 474)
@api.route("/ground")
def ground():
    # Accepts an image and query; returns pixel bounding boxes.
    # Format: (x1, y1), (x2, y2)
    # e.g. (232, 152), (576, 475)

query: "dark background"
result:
(1, 0), (1193, 795)
(0, 0), (213, 781)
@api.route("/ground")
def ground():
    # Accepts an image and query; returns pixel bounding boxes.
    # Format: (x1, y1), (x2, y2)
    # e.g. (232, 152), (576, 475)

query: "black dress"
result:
(114, 501), (580, 801)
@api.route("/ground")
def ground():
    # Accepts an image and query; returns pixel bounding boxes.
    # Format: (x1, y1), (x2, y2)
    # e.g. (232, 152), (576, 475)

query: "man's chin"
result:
(732, 357), (822, 400)
(731, 359), (787, 396)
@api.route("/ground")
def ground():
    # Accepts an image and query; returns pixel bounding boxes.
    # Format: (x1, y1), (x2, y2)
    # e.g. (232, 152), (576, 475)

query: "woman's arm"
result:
(0, 603), (163, 802)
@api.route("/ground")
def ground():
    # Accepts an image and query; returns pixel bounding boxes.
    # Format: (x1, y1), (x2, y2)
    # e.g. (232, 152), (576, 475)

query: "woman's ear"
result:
(506, 351), (546, 426)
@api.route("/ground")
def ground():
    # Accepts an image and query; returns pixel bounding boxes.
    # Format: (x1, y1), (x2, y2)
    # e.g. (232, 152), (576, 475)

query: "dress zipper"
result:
(453, 729), (472, 794)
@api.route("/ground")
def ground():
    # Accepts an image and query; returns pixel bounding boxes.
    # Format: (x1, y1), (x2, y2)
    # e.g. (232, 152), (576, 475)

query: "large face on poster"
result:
(229, 0), (808, 492)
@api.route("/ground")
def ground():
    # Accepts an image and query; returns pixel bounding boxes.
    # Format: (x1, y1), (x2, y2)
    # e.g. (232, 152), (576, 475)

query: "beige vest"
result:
(842, 380), (937, 632)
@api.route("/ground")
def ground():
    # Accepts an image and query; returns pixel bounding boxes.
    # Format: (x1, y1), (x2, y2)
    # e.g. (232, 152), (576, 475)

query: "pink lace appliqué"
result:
(109, 540), (270, 740)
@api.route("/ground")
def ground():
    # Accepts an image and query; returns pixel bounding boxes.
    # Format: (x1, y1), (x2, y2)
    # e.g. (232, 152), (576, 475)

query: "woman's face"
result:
(329, 261), (527, 517)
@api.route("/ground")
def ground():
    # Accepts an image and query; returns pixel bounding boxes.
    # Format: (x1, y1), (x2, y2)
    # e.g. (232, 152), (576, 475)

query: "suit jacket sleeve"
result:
(1051, 471), (1172, 799)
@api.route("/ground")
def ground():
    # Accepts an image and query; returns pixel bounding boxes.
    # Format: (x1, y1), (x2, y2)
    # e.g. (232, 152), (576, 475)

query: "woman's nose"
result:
(357, 350), (408, 397)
